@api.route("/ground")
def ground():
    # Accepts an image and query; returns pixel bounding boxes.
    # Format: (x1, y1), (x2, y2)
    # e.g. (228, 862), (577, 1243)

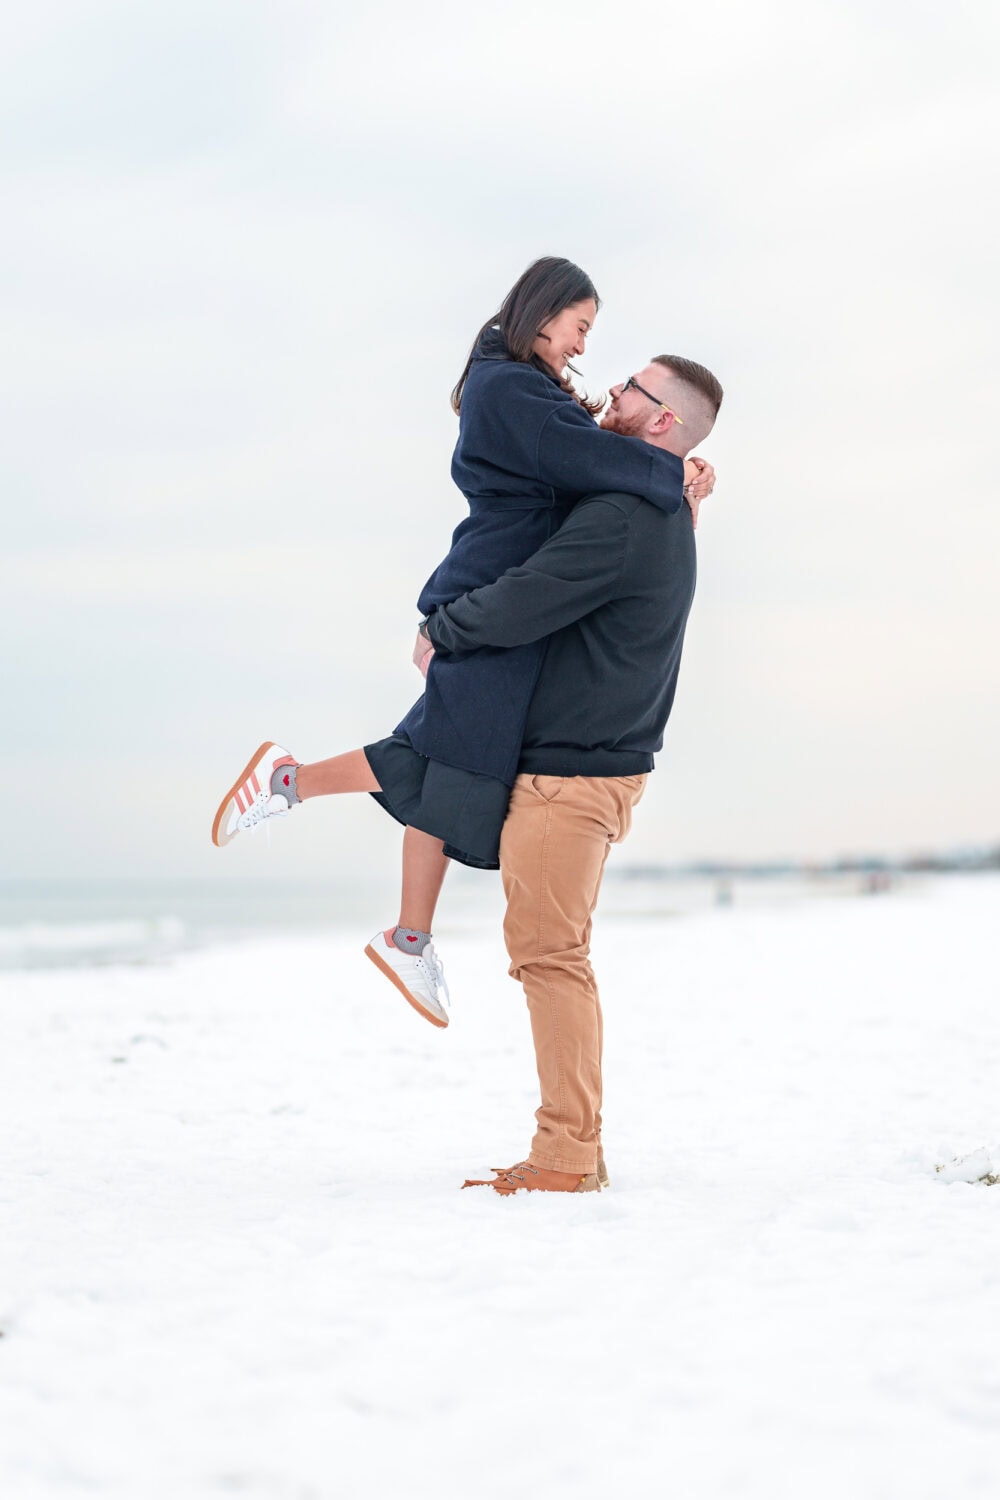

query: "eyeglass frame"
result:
(620, 375), (683, 424)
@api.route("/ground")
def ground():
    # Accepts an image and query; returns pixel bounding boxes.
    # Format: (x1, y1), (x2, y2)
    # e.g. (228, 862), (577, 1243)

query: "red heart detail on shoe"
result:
(406, 935), (417, 942)
(283, 774), (290, 786)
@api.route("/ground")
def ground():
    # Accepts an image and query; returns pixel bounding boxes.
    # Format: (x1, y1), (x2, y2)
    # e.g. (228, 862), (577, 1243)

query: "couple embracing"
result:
(212, 256), (723, 1196)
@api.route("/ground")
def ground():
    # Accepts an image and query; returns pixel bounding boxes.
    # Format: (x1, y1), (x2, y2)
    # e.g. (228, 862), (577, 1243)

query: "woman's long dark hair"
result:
(451, 256), (602, 415)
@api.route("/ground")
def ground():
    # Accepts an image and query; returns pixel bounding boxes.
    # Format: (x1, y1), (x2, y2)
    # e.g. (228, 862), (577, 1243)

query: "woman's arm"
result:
(533, 401), (687, 516)
(461, 365), (685, 512)
(459, 362), (714, 521)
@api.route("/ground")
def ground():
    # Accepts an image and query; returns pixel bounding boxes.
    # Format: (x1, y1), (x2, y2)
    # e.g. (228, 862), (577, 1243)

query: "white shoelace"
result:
(420, 945), (449, 1006)
(237, 790), (289, 834)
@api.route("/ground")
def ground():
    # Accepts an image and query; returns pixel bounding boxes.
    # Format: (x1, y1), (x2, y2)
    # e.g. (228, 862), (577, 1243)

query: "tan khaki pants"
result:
(499, 773), (647, 1174)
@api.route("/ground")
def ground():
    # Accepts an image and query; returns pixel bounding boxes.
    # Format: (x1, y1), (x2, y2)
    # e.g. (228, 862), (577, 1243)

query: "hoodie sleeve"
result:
(425, 496), (635, 655)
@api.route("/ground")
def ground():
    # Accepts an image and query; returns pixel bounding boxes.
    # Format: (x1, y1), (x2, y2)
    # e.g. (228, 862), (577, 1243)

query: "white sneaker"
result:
(364, 929), (450, 1028)
(211, 742), (299, 847)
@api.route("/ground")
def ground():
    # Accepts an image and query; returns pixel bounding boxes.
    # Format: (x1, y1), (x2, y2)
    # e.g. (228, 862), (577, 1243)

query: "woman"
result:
(212, 257), (714, 1026)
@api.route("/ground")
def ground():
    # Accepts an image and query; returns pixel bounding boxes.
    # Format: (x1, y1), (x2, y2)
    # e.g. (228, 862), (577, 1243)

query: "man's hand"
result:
(682, 457), (715, 530)
(412, 627), (435, 678)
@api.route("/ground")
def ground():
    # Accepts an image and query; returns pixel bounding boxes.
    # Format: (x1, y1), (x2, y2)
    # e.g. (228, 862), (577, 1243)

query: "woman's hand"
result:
(412, 627), (435, 678)
(682, 457), (716, 530)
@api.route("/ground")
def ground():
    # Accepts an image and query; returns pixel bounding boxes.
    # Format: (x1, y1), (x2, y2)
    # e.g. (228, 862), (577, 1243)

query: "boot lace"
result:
(497, 1162), (537, 1186)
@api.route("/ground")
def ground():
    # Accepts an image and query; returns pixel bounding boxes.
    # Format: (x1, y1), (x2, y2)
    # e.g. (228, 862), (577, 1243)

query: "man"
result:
(419, 355), (724, 1195)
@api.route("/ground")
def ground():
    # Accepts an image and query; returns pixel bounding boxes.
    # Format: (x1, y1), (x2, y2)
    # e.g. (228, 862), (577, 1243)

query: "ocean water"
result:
(0, 877), (399, 971)
(0, 867), (900, 971)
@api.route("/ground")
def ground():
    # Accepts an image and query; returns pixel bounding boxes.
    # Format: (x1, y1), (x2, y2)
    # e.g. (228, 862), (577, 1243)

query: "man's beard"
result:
(599, 404), (647, 438)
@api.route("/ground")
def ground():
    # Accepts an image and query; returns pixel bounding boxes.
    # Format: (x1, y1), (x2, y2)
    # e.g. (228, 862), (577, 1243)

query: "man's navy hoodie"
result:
(397, 331), (685, 785)
(425, 491), (697, 778)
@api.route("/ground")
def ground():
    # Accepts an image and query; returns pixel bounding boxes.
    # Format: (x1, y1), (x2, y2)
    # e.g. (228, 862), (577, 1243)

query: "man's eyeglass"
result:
(621, 375), (683, 424)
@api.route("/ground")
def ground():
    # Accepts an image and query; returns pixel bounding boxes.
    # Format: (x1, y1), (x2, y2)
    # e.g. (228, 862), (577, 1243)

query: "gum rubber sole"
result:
(364, 942), (449, 1029)
(211, 741), (277, 848)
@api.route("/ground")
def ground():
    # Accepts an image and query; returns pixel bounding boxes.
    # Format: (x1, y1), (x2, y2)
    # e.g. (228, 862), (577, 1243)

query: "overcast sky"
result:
(3, 0), (998, 884)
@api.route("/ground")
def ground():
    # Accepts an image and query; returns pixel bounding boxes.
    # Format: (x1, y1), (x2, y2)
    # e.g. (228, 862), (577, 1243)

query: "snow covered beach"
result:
(2, 876), (999, 1499)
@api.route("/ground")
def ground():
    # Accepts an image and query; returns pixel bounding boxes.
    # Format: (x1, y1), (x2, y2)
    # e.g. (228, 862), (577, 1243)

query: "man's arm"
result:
(424, 496), (637, 657)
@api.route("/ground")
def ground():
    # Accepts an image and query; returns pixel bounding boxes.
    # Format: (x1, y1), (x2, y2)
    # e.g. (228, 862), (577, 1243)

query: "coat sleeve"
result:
(458, 363), (686, 516)
(533, 403), (686, 516)
(425, 498), (633, 655)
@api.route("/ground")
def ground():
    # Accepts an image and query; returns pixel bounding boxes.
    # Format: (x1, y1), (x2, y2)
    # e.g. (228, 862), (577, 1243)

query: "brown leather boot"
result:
(491, 1149), (610, 1188)
(463, 1162), (601, 1195)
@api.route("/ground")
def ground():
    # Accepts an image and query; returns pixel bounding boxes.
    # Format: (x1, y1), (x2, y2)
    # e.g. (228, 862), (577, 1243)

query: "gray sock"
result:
(393, 926), (430, 955)
(270, 762), (301, 804)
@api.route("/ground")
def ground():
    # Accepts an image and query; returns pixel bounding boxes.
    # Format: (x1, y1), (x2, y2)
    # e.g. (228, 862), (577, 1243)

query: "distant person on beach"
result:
(447, 355), (724, 1194)
(211, 258), (714, 1025)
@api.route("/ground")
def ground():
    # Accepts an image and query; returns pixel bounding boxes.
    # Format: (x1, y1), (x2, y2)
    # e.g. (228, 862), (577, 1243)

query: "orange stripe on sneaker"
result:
(250, 771), (261, 795)
(211, 742), (277, 847)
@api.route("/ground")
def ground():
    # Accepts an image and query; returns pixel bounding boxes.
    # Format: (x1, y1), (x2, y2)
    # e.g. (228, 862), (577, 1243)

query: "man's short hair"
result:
(651, 355), (724, 416)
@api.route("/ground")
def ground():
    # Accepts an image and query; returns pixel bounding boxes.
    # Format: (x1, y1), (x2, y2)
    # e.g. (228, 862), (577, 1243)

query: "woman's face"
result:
(532, 298), (598, 375)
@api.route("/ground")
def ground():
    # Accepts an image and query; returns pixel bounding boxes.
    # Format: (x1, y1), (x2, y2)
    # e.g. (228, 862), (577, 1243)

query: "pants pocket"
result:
(529, 775), (564, 803)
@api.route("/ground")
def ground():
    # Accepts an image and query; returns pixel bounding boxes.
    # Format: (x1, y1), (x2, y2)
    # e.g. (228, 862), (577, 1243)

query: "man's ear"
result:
(651, 408), (677, 436)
